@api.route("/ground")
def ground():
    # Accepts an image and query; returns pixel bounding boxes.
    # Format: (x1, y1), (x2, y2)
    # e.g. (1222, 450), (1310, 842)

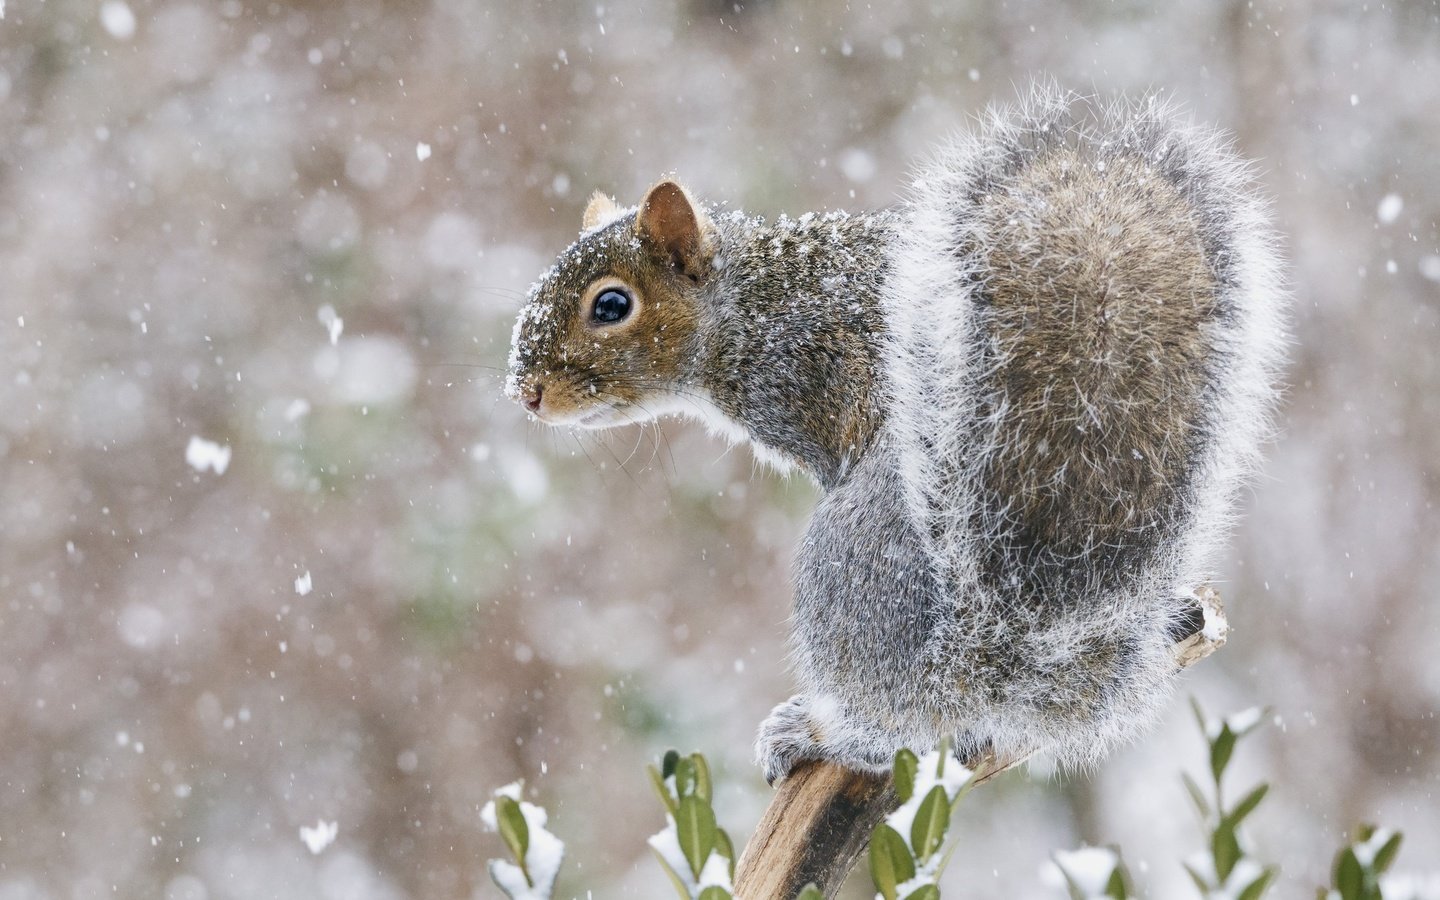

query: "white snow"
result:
(100, 1), (137, 40)
(294, 571), (312, 596)
(1051, 847), (1120, 898)
(646, 816), (734, 899)
(1224, 706), (1264, 735)
(1215, 858), (1266, 900)
(1200, 598), (1229, 642)
(1201, 704), (1265, 741)
(185, 436), (231, 474)
(299, 819), (338, 855)
(1419, 255), (1440, 283)
(1377, 193), (1404, 225)
(1382, 872), (1440, 900)
(415, 142), (431, 161)
(1351, 827), (1396, 867)
(874, 745), (973, 897)
(482, 782), (565, 900)
(317, 304), (343, 345)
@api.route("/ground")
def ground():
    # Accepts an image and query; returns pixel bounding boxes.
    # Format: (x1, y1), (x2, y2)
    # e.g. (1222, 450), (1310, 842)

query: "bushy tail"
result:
(880, 82), (1286, 760)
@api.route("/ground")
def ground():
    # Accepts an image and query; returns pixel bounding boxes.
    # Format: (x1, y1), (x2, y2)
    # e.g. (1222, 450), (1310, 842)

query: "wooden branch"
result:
(733, 588), (1229, 899)
(732, 760), (895, 900)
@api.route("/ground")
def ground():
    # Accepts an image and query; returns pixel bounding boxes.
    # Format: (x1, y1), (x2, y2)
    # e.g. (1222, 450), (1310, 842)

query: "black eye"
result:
(592, 288), (632, 324)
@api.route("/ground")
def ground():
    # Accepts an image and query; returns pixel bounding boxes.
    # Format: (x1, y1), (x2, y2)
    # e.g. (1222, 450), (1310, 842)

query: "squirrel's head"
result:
(506, 179), (715, 428)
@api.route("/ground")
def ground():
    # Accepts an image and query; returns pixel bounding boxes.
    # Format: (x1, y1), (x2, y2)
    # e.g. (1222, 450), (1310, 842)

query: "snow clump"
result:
(299, 819), (338, 855)
(185, 436), (231, 475)
(482, 781), (565, 900)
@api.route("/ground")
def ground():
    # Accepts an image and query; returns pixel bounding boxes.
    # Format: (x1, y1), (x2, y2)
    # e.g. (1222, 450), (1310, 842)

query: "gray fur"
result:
(507, 84), (1287, 783)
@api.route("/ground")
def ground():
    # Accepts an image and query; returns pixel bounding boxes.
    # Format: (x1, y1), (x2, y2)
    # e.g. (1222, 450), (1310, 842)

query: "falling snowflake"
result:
(300, 820), (338, 855)
(185, 436), (231, 475)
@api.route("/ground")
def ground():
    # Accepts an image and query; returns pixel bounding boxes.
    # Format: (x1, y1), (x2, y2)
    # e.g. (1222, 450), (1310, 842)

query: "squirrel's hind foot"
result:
(755, 694), (898, 785)
(755, 695), (824, 785)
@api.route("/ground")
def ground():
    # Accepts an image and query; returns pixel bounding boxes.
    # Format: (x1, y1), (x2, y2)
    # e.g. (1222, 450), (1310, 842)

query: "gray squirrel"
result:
(505, 84), (1286, 784)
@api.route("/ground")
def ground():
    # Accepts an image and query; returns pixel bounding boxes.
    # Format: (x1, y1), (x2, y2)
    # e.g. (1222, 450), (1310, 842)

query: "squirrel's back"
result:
(882, 86), (1284, 697)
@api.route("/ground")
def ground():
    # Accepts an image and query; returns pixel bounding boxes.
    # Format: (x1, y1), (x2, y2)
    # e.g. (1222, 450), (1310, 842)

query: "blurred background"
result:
(1, 0), (1438, 897)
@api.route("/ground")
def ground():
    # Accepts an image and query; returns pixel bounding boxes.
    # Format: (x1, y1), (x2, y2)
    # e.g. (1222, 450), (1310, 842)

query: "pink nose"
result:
(523, 385), (543, 414)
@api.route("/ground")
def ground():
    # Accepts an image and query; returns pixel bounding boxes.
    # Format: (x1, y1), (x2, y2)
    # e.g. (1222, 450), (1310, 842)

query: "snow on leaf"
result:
(483, 782), (565, 900)
(1052, 846), (1120, 898)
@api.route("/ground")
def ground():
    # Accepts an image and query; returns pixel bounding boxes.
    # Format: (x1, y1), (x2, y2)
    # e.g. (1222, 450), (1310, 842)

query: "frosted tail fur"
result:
(882, 84), (1286, 763)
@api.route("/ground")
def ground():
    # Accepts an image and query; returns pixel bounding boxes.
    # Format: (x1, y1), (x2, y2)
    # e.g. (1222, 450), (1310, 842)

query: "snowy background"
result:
(2, 1), (1438, 898)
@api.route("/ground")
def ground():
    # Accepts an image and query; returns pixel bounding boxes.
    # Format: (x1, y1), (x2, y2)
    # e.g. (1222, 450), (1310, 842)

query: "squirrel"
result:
(505, 84), (1286, 784)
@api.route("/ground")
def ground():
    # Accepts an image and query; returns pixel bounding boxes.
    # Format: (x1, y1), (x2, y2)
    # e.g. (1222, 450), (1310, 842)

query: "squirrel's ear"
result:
(636, 179), (713, 281)
(582, 191), (623, 231)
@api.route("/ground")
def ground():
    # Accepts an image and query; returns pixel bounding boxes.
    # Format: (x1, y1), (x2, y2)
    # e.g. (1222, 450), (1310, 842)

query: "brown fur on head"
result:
(506, 179), (715, 428)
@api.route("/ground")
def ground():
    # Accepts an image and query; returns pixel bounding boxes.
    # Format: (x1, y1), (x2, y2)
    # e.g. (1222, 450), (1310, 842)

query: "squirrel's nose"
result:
(523, 385), (543, 414)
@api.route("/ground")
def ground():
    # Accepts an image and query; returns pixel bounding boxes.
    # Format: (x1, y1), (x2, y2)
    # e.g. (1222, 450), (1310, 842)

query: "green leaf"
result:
(868, 824), (916, 900)
(691, 752), (713, 803)
(1182, 772), (1212, 820)
(1104, 862), (1130, 900)
(910, 785), (950, 864)
(795, 885), (824, 900)
(648, 764), (678, 815)
(649, 845), (693, 900)
(697, 888), (731, 900)
(1236, 866), (1277, 900)
(902, 886), (940, 900)
(493, 795), (531, 885)
(675, 794), (717, 880)
(662, 749), (681, 779)
(1212, 820), (1241, 882)
(1182, 861), (1214, 894)
(1372, 829), (1403, 874)
(1210, 725), (1237, 787)
(675, 757), (697, 799)
(893, 748), (919, 804)
(1335, 847), (1364, 900)
(715, 828), (736, 879)
(1191, 696), (1213, 737)
(1225, 783), (1270, 828)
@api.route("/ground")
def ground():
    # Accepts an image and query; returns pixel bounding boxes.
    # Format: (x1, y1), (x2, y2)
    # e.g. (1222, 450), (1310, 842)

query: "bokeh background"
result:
(2, 1), (1438, 897)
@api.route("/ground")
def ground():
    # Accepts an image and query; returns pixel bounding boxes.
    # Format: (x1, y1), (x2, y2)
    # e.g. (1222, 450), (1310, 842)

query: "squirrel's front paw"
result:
(755, 695), (827, 786)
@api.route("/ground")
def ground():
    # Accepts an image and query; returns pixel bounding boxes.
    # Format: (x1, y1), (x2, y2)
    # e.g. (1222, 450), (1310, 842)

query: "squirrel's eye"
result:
(592, 288), (633, 324)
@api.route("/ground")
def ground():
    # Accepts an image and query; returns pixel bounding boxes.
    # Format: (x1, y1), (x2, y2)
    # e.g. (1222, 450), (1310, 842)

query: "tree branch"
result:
(732, 587), (1229, 899)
